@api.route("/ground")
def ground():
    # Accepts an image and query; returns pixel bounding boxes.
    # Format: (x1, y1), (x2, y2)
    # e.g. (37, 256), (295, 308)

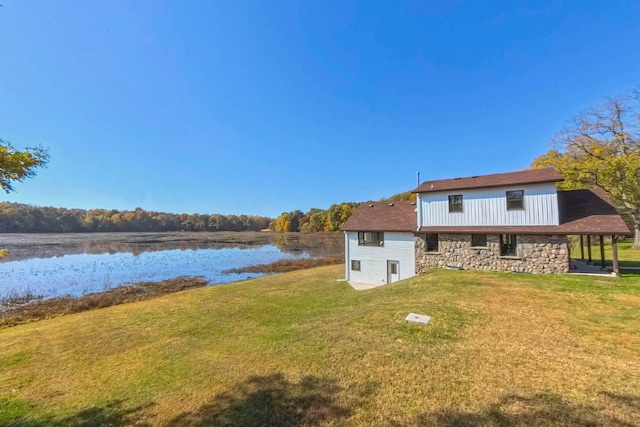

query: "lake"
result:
(0, 232), (344, 300)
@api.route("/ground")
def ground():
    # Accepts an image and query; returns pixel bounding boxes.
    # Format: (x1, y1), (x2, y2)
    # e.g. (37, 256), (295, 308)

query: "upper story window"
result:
(506, 190), (524, 210)
(358, 231), (384, 246)
(448, 195), (463, 213)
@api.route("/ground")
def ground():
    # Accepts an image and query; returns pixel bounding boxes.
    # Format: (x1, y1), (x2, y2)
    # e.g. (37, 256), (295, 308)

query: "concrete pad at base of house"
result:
(348, 281), (384, 290)
(570, 259), (616, 277)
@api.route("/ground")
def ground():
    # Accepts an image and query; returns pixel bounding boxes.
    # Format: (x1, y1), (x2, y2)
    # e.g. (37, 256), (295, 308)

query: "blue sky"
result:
(1, 0), (639, 217)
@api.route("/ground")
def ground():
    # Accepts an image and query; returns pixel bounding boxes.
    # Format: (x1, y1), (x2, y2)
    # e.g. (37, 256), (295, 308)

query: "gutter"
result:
(416, 193), (422, 231)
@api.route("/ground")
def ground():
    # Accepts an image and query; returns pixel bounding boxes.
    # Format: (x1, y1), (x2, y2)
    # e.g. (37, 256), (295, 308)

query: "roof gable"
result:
(413, 168), (564, 194)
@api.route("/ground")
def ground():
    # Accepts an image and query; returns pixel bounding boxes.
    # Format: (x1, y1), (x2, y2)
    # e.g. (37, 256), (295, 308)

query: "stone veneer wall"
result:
(415, 233), (570, 274)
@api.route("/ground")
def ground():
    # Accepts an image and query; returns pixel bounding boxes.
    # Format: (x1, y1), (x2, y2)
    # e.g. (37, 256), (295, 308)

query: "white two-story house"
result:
(342, 168), (630, 285)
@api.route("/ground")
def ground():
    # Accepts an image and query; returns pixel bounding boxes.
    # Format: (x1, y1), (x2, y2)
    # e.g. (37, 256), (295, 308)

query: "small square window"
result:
(471, 234), (487, 247)
(448, 194), (463, 213)
(506, 190), (524, 210)
(351, 260), (361, 271)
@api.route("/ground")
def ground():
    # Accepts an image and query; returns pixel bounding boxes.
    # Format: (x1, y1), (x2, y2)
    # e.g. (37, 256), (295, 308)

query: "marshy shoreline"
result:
(0, 255), (343, 328)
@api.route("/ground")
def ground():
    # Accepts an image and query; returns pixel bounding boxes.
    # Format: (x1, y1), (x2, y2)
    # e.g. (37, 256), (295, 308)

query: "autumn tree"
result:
(299, 208), (327, 232)
(325, 203), (358, 231)
(385, 190), (416, 202)
(0, 138), (49, 193)
(531, 89), (640, 248)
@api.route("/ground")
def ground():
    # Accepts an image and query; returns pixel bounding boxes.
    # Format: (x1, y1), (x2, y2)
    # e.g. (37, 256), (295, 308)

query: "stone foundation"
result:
(415, 233), (569, 274)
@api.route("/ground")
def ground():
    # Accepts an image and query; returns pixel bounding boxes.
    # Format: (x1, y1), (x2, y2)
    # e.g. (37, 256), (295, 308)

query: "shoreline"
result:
(0, 256), (343, 328)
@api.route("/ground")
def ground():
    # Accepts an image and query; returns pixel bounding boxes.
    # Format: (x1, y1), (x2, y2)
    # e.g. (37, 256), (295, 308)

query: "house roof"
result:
(417, 189), (631, 236)
(341, 201), (417, 232)
(412, 168), (564, 194)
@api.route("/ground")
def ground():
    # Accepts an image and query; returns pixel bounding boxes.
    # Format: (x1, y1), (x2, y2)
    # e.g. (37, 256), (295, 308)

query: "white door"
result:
(387, 260), (400, 283)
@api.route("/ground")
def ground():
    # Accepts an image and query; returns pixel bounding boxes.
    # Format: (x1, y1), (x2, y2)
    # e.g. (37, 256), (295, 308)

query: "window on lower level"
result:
(471, 234), (487, 247)
(500, 234), (517, 256)
(358, 232), (384, 246)
(351, 260), (361, 271)
(426, 233), (439, 252)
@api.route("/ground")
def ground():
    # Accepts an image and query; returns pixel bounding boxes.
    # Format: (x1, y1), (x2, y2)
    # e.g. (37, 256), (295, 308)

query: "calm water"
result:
(0, 232), (343, 300)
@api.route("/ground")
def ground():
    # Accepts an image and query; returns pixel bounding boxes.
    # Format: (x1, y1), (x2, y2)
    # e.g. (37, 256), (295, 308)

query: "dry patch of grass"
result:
(0, 266), (639, 426)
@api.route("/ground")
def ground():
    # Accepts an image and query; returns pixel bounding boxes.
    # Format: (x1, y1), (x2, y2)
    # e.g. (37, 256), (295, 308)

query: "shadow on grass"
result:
(600, 391), (640, 412)
(415, 392), (640, 427)
(165, 373), (353, 427)
(3, 399), (152, 427)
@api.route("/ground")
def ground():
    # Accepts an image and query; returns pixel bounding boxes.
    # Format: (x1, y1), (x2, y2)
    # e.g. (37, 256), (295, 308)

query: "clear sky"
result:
(1, 0), (639, 217)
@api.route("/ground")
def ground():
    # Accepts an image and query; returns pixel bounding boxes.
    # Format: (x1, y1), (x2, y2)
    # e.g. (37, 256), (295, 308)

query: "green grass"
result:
(1, 266), (639, 426)
(578, 239), (640, 268)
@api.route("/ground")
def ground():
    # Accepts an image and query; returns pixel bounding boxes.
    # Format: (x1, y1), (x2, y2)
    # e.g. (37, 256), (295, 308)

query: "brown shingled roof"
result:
(413, 168), (564, 193)
(341, 201), (417, 232)
(417, 189), (630, 236)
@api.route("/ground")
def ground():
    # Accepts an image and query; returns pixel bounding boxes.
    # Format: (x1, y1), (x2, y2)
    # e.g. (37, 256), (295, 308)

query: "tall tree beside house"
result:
(531, 89), (640, 248)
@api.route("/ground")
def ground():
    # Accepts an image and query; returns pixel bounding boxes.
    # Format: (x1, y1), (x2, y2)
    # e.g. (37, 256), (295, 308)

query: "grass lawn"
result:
(1, 266), (639, 426)
(579, 239), (640, 269)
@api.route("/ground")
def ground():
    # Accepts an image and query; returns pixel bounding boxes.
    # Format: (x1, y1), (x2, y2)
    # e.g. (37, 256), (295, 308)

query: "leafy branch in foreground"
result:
(0, 138), (49, 193)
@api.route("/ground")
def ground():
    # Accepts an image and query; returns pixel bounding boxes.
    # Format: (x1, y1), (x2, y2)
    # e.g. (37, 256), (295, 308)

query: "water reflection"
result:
(0, 232), (343, 261)
(0, 245), (308, 300)
(0, 232), (345, 300)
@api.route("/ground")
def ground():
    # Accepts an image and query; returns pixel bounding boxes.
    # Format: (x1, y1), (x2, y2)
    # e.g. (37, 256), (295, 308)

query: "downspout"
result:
(414, 192), (422, 276)
(416, 193), (422, 231)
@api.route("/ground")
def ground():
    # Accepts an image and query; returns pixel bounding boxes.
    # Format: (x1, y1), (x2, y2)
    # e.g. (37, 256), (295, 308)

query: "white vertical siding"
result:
(346, 231), (415, 285)
(344, 232), (350, 280)
(419, 183), (559, 226)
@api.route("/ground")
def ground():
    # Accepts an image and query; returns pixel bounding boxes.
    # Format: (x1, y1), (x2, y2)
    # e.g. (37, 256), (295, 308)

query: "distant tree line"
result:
(0, 193), (413, 234)
(0, 203), (272, 233)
